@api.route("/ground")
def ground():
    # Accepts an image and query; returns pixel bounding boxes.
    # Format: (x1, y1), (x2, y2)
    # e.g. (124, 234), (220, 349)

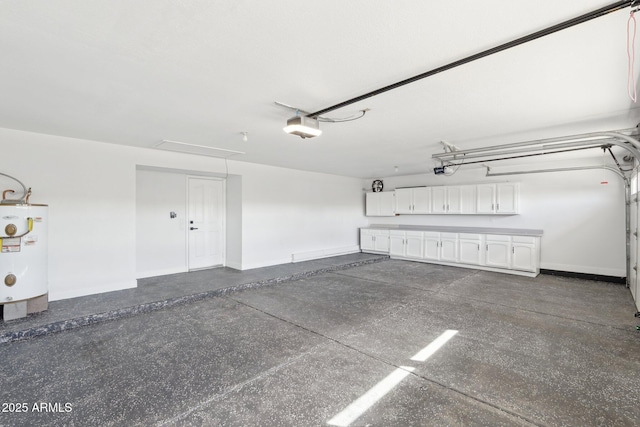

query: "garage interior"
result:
(3, 1), (640, 426)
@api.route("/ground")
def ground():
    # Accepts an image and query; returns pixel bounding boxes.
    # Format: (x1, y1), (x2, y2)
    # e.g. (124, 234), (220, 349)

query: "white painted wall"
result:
(232, 161), (365, 269)
(225, 175), (243, 270)
(365, 160), (626, 276)
(0, 127), (367, 300)
(136, 168), (188, 278)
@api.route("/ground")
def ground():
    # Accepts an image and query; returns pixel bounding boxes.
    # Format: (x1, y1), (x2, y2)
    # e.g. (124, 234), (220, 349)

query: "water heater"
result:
(0, 203), (48, 305)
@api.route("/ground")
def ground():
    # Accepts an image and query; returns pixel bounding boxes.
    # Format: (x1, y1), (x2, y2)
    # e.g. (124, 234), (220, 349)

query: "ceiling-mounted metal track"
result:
(307, 1), (637, 119)
(432, 129), (640, 166)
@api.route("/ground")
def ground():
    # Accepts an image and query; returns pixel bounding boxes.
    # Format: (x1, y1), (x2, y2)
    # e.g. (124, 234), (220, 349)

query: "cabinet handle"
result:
(477, 244), (480, 251)
(497, 203), (500, 211)
(491, 203), (494, 211)
(442, 204), (445, 211)
(512, 247), (514, 254)
(447, 204), (450, 211)
(486, 244), (488, 251)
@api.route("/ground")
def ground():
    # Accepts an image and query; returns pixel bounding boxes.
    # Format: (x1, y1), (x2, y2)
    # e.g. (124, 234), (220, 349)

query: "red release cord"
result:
(628, 10), (637, 102)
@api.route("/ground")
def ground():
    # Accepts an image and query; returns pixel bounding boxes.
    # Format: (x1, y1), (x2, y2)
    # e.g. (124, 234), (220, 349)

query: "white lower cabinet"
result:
(511, 236), (538, 272)
(484, 235), (539, 273)
(360, 229), (390, 253)
(390, 230), (423, 259)
(458, 233), (482, 265)
(362, 227), (541, 277)
(485, 235), (511, 268)
(423, 232), (458, 262)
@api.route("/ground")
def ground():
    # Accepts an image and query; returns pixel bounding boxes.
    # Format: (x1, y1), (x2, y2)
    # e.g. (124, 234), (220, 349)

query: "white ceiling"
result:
(2, 0), (640, 178)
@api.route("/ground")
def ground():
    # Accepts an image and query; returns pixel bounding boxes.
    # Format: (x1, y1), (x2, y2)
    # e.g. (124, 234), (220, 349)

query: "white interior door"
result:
(188, 177), (225, 270)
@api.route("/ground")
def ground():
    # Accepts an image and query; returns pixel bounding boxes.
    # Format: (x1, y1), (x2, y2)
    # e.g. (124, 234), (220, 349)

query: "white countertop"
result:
(364, 224), (543, 236)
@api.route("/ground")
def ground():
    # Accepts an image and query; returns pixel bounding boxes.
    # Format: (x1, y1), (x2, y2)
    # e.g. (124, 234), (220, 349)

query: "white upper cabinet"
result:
(431, 186), (473, 214)
(395, 187), (431, 214)
(366, 192), (395, 216)
(476, 184), (496, 214)
(412, 187), (431, 213)
(459, 185), (477, 214)
(446, 186), (462, 214)
(496, 183), (519, 214)
(390, 182), (518, 215)
(431, 187), (447, 214)
(476, 183), (519, 214)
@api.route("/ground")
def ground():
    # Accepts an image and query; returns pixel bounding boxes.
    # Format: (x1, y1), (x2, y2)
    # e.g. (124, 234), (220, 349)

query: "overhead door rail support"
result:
(432, 130), (640, 165)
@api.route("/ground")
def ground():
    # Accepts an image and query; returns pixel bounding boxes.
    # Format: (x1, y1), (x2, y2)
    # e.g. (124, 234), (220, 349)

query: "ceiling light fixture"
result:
(283, 115), (322, 139)
(241, 131), (248, 142)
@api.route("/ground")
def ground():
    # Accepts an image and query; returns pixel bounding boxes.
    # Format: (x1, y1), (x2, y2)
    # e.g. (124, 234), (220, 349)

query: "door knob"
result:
(190, 227), (199, 230)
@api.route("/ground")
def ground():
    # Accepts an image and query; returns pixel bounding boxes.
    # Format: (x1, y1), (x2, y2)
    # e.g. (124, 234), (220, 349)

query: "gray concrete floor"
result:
(1, 257), (640, 426)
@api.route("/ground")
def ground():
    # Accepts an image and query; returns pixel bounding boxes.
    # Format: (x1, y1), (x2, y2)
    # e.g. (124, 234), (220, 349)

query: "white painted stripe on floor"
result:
(327, 366), (415, 427)
(410, 330), (458, 362)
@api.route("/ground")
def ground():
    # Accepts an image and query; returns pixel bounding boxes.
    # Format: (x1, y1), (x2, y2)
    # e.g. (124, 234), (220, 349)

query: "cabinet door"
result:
(459, 185), (476, 214)
(405, 232), (424, 259)
(423, 232), (440, 260)
(512, 243), (536, 272)
(459, 237), (481, 265)
(365, 193), (379, 216)
(496, 183), (519, 214)
(379, 192), (396, 216)
(395, 189), (413, 214)
(511, 236), (537, 272)
(440, 239), (458, 262)
(360, 230), (375, 251)
(373, 231), (390, 252)
(389, 232), (405, 256)
(476, 184), (496, 214)
(440, 233), (458, 262)
(412, 187), (431, 214)
(485, 237), (511, 268)
(431, 187), (447, 214)
(446, 186), (462, 214)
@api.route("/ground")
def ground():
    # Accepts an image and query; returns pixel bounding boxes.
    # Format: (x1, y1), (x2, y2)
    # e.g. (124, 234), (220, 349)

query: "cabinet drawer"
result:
(512, 235), (536, 244)
(440, 232), (458, 239)
(406, 231), (423, 238)
(485, 234), (511, 242)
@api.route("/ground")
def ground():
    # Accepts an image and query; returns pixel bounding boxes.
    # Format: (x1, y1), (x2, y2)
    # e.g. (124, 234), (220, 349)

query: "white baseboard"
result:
(225, 260), (242, 270)
(291, 245), (361, 263)
(135, 267), (188, 280)
(49, 280), (137, 302)
(240, 257), (293, 271)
